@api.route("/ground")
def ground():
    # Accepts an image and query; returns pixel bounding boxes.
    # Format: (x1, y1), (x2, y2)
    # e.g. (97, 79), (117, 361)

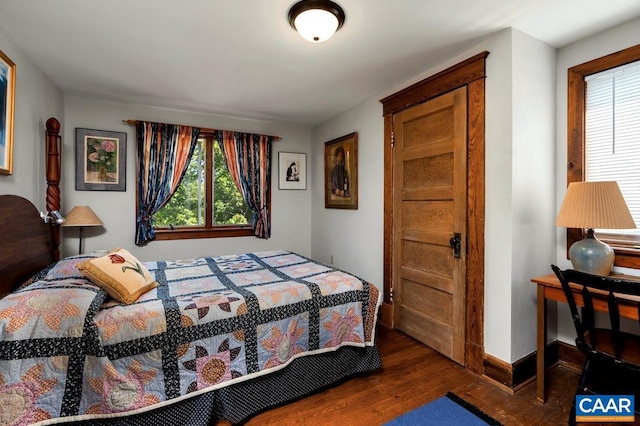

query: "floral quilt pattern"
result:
(0, 251), (380, 425)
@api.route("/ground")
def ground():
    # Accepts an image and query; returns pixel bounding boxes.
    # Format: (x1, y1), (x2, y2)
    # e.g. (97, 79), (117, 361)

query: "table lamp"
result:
(555, 181), (636, 276)
(61, 205), (104, 254)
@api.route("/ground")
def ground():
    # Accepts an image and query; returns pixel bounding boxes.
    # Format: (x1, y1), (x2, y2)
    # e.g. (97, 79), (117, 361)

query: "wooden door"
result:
(392, 87), (467, 364)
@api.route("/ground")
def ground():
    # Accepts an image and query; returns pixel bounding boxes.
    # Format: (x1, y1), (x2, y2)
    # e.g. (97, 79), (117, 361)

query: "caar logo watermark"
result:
(576, 395), (635, 422)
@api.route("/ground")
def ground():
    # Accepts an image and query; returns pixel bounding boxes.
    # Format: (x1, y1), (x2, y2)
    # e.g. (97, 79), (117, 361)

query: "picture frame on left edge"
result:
(279, 151), (307, 190)
(0, 48), (16, 175)
(75, 128), (127, 191)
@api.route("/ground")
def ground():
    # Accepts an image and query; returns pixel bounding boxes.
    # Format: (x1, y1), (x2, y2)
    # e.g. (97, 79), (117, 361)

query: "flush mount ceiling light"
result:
(288, 0), (346, 43)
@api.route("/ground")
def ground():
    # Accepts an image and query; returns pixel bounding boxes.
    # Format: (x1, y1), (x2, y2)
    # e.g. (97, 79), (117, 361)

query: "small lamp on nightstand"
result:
(555, 181), (636, 276)
(61, 205), (104, 254)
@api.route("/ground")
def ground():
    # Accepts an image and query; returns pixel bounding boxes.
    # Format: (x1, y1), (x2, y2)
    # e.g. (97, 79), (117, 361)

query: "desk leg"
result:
(536, 285), (547, 403)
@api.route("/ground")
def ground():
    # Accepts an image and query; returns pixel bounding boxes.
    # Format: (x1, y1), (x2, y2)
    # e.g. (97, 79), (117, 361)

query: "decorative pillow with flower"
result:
(77, 248), (157, 304)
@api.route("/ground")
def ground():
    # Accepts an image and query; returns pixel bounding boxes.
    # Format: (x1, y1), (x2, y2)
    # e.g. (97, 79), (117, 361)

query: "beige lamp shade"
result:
(555, 181), (636, 230)
(61, 206), (104, 227)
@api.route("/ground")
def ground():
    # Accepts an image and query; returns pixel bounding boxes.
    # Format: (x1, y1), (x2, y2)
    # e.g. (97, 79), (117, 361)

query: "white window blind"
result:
(585, 61), (640, 240)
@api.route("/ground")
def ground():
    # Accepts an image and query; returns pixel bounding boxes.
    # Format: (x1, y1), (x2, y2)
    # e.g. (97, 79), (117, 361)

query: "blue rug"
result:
(385, 392), (502, 425)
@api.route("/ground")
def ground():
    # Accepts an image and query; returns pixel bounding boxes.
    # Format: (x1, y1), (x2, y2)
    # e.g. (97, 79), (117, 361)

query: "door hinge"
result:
(390, 287), (393, 302)
(391, 130), (395, 148)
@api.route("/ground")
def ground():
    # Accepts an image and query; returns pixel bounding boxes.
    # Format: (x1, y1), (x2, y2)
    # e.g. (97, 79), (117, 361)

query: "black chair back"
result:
(551, 265), (640, 373)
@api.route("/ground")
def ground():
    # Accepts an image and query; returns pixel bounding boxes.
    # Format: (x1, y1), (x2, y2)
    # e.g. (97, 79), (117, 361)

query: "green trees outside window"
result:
(154, 138), (251, 229)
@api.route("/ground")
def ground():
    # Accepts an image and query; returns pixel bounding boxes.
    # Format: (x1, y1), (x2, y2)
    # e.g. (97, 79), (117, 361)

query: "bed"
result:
(0, 119), (382, 426)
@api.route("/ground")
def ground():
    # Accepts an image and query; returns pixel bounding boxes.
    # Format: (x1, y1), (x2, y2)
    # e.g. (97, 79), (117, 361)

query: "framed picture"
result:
(75, 128), (127, 191)
(324, 132), (358, 209)
(0, 49), (15, 175)
(278, 151), (306, 190)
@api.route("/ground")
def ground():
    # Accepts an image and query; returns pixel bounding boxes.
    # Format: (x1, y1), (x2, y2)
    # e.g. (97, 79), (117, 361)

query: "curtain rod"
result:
(122, 120), (282, 141)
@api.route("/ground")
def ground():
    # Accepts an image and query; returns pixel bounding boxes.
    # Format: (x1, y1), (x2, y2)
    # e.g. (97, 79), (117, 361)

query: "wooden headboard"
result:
(0, 195), (55, 297)
(0, 117), (62, 298)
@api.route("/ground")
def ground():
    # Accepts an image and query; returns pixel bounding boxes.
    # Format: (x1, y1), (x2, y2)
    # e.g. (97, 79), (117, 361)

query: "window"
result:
(567, 44), (640, 268)
(585, 62), (640, 240)
(153, 131), (256, 240)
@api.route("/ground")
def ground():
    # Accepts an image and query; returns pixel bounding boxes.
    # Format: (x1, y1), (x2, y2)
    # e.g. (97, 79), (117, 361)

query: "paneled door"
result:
(392, 86), (467, 364)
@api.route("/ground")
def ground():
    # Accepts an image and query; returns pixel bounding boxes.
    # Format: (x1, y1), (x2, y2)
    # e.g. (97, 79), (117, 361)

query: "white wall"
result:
(510, 30), (557, 360)
(0, 28), (63, 207)
(310, 96), (384, 288)
(483, 30), (516, 362)
(555, 17), (640, 343)
(311, 28), (558, 364)
(62, 95), (313, 261)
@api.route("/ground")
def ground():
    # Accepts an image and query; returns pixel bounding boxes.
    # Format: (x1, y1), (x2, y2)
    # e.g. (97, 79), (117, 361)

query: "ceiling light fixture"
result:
(288, 0), (346, 43)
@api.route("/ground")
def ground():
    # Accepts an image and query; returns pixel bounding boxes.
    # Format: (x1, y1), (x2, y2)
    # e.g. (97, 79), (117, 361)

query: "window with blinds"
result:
(585, 60), (640, 243)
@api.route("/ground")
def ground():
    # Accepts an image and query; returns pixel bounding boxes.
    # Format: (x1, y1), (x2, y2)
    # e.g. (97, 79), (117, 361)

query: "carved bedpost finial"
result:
(46, 117), (60, 134)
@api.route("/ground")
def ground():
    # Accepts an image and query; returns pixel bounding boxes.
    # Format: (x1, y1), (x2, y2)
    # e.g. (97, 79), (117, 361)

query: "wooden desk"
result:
(531, 273), (640, 403)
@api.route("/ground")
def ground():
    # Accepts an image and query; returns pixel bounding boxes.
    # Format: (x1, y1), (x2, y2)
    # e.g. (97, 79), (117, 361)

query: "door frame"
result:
(379, 51), (488, 374)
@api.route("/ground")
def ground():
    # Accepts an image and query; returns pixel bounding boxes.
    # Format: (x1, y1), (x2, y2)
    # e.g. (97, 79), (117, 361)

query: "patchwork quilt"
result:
(0, 250), (380, 426)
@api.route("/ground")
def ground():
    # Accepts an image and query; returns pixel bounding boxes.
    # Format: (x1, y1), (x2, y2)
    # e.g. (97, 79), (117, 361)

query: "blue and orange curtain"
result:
(217, 131), (273, 239)
(135, 121), (200, 246)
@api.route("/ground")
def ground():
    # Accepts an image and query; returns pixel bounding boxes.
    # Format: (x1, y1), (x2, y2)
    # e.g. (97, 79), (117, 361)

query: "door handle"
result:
(449, 233), (461, 258)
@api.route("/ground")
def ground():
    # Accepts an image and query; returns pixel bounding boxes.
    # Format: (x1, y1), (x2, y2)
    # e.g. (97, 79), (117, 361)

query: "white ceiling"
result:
(1, 1), (639, 126)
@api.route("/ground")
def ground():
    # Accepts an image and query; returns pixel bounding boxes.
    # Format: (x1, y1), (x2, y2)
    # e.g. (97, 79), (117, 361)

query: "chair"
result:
(551, 265), (640, 425)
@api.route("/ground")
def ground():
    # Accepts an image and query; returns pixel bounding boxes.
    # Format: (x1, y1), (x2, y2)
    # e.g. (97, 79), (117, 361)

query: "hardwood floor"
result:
(218, 326), (579, 425)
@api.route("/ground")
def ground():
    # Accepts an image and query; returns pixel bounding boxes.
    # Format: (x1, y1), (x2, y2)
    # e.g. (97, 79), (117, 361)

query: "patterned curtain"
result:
(135, 121), (200, 246)
(217, 131), (273, 239)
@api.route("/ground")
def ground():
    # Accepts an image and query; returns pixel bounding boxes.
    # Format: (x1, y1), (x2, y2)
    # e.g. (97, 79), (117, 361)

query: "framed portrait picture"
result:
(278, 152), (306, 190)
(0, 49), (16, 175)
(75, 128), (127, 191)
(324, 132), (358, 209)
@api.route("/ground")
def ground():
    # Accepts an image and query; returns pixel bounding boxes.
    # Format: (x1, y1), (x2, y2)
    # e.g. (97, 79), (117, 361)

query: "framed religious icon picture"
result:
(278, 151), (306, 190)
(324, 132), (358, 209)
(75, 128), (127, 191)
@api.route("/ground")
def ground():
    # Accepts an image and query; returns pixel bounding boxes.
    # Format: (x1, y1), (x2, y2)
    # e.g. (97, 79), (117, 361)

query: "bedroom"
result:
(1, 1), (640, 424)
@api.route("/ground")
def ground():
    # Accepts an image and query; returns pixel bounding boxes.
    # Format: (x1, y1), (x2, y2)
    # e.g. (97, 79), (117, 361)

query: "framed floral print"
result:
(324, 132), (358, 209)
(75, 128), (127, 191)
(0, 48), (15, 175)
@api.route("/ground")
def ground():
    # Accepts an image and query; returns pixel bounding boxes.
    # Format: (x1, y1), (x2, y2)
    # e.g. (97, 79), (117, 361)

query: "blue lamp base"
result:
(568, 228), (614, 276)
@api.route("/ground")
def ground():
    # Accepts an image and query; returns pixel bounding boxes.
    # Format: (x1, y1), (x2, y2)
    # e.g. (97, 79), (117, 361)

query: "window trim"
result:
(154, 225), (254, 240)
(151, 130), (266, 240)
(567, 43), (640, 269)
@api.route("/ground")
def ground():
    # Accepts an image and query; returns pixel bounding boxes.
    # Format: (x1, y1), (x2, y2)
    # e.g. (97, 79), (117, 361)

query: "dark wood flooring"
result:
(218, 326), (580, 425)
